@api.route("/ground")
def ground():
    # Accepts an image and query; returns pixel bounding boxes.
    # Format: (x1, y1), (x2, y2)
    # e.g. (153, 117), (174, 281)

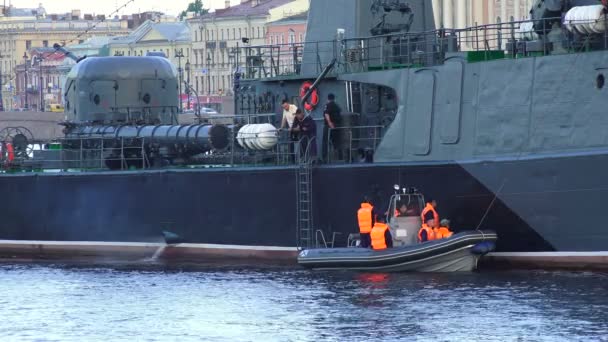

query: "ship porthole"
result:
(597, 74), (605, 89)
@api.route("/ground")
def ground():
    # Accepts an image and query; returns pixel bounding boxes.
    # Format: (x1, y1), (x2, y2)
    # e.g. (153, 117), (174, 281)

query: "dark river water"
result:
(0, 264), (607, 342)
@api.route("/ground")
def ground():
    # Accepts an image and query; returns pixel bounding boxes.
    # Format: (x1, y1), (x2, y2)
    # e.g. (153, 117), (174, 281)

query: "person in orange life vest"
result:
(357, 196), (379, 248)
(421, 199), (440, 228)
(435, 219), (454, 239)
(371, 216), (393, 250)
(418, 217), (436, 242)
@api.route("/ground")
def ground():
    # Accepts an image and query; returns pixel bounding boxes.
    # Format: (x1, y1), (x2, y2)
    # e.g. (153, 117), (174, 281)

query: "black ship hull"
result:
(1, 150), (607, 252)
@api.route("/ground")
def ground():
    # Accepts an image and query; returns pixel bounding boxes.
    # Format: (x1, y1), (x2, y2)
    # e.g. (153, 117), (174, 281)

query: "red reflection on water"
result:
(356, 273), (391, 287)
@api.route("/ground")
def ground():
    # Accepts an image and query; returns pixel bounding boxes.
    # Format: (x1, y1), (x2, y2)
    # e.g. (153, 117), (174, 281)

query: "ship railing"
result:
(298, 16), (608, 73)
(240, 40), (339, 79)
(327, 125), (384, 164)
(339, 29), (446, 72)
(193, 112), (277, 126)
(454, 16), (608, 56)
(0, 137), (149, 173)
(107, 105), (181, 125)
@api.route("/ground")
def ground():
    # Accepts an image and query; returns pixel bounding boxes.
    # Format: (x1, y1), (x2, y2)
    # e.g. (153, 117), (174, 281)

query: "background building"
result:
(432, 0), (536, 29)
(188, 0), (308, 104)
(265, 11), (307, 76)
(14, 48), (66, 111)
(108, 20), (191, 61)
(0, 4), (130, 110)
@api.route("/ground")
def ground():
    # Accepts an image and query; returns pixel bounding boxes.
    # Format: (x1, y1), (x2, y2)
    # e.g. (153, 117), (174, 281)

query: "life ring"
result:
(299, 81), (319, 112)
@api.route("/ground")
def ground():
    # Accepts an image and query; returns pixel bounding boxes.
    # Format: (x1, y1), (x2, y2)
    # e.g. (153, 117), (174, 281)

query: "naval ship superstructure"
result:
(1, 0), (608, 254)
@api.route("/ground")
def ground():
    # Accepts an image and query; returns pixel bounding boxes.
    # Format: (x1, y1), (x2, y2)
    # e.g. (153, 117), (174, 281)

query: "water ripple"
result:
(0, 265), (607, 341)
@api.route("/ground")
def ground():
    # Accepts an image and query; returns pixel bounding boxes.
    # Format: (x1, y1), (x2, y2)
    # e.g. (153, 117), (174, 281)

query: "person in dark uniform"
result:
(291, 109), (317, 160)
(322, 93), (342, 162)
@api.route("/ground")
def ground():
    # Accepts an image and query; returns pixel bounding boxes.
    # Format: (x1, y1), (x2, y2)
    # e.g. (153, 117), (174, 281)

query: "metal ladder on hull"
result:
(296, 138), (314, 249)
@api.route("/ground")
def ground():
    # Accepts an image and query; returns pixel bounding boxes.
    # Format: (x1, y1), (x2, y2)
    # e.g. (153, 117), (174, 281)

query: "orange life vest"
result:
(418, 224), (436, 242)
(370, 223), (389, 250)
(434, 227), (453, 240)
(357, 203), (373, 234)
(421, 203), (439, 227)
(6, 143), (14, 163)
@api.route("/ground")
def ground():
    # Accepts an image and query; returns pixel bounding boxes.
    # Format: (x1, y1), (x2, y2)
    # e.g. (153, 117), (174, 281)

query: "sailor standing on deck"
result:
(279, 99), (299, 160)
(322, 93), (343, 162)
(357, 197), (379, 248)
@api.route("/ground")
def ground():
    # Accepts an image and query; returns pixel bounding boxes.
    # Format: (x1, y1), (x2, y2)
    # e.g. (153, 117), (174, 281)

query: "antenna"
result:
(62, 0), (136, 46)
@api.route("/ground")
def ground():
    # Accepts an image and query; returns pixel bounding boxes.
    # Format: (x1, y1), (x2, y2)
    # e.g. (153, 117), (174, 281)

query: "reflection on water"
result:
(0, 264), (607, 342)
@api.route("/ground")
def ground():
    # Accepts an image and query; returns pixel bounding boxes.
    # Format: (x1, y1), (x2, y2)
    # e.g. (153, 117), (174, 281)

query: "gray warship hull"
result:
(1, 149), (606, 252)
(2, 0), (608, 257)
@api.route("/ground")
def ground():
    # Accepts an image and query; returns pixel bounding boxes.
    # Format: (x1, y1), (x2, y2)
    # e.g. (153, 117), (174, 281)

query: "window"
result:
(128, 50), (131, 56)
(42, 40), (48, 47)
(299, 33), (303, 43)
(26, 40), (32, 49)
(270, 36), (274, 45)
(211, 30), (214, 41)
(257, 27), (260, 38)
(221, 29), (224, 40)
(289, 29), (295, 44)
(238, 28), (241, 39)
(280, 35), (284, 44)
(195, 30), (198, 42)
(232, 28), (235, 40)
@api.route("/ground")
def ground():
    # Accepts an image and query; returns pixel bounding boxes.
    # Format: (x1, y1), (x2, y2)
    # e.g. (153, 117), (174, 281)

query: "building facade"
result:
(188, 0), (309, 100)
(265, 12), (307, 76)
(108, 20), (191, 64)
(0, 5), (130, 110)
(432, 0), (536, 29)
(14, 48), (66, 111)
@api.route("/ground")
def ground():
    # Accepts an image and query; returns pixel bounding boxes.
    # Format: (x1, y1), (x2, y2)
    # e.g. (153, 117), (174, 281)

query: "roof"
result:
(110, 20), (190, 44)
(267, 11), (307, 25)
(201, 0), (293, 19)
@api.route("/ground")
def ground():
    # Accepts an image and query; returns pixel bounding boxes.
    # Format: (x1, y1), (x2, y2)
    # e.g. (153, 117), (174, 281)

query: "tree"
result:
(180, 0), (208, 20)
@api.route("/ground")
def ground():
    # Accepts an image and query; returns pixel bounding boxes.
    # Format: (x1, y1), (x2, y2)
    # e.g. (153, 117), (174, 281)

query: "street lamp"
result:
(0, 52), (4, 112)
(23, 52), (28, 110)
(35, 55), (44, 112)
(206, 53), (211, 95)
(175, 49), (185, 113)
(185, 60), (191, 110)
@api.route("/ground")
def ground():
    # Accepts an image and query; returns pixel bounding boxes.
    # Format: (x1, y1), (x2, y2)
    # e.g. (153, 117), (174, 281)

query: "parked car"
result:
(200, 107), (218, 115)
